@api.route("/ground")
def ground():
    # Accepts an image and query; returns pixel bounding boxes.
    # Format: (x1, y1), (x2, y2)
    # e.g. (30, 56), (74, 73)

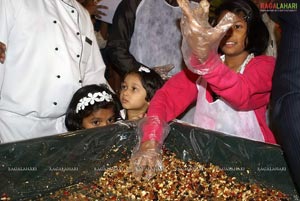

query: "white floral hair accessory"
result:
(138, 66), (151, 73)
(76, 91), (113, 113)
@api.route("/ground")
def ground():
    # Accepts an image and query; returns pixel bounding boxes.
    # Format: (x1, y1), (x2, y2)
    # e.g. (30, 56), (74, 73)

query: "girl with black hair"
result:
(141, 0), (276, 143)
(129, 0), (277, 180)
(65, 84), (122, 131)
(120, 66), (164, 120)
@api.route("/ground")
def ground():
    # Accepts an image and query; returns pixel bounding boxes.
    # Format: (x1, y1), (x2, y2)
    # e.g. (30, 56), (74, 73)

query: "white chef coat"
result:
(0, 0), (107, 143)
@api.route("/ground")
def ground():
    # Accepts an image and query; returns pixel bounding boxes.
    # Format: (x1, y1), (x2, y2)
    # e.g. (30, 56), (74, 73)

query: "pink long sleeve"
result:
(142, 69), (199, 142)
(192, 55), (276, 143)
(203, 56), (275, 110)
(142, 55), (276, 144)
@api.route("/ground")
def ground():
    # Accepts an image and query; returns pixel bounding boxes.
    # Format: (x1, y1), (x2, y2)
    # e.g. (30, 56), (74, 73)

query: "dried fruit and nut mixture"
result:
(41, 150), (289, 201)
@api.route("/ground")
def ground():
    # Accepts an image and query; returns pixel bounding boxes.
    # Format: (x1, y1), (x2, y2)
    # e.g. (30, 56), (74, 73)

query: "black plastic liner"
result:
(0, 121), (298, 200)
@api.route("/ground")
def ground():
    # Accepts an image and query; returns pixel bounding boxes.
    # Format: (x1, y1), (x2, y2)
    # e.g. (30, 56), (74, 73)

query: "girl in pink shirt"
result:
(130, 0), (276, 180)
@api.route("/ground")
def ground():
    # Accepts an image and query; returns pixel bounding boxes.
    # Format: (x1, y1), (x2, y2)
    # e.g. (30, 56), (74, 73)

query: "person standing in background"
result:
(106, 0), (201, 78)
(251, 0), (281, 58)
(106, 0), (200, 122)
(269, 0), (300, 193)
(77, 0), (122, 88)
(0, 0), (108, 143)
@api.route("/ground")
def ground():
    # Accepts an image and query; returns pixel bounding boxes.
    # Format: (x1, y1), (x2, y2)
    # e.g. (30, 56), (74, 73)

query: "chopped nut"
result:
(37, 150), (289, 200)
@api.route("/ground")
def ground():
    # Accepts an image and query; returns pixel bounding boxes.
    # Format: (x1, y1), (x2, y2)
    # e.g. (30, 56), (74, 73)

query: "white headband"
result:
(138, 66), (150, 73)
(76, 91), (113, 113)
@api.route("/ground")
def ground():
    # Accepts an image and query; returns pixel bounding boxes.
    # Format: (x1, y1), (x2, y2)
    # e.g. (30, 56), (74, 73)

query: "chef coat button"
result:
(53, 102), (57, 105)
(77, 55), (80, 58)
(76, 32), (80, 35)
(55, 47), (58, 51)
(56, 75), (61, 78)
(53, 20), (57, 24)
(71, 10), (75, 13)
(79, 80), (82, 83)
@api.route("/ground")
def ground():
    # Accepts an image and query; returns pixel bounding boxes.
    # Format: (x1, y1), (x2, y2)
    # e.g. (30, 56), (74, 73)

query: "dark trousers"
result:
(270, 8), (300, 193)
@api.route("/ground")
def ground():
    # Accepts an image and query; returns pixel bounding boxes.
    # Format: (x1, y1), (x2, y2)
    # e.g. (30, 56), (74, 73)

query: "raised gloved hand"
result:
(0, 42), (6, 64)
(129, 116), (170, 180)
(177, 0), (236, 74)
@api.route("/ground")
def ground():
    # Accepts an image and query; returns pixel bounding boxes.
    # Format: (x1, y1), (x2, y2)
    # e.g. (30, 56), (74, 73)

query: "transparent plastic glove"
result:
(0, 42), (6, 64)
(129, 116), (170, 180)
(152, 64), (174, 80)
(177, 0), (236, 74)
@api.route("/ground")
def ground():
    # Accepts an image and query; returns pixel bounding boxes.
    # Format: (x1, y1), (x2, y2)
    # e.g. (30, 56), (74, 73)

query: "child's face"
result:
(120, 73), (149, 112)
(219, 11), (248, 57)
(82, 108), (115, 129)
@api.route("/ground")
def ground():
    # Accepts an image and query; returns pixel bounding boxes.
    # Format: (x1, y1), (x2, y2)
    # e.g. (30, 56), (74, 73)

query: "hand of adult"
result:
(0, 42), (6, 64)
(87, 0), (108, 19)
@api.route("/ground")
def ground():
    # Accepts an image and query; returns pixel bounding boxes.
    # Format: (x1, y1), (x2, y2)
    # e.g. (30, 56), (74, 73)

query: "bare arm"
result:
(0, 42), (6, 64)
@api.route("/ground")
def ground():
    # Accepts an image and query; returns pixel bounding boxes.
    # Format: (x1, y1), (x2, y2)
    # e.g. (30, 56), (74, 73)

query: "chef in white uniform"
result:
(0, 0), (108, 143)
